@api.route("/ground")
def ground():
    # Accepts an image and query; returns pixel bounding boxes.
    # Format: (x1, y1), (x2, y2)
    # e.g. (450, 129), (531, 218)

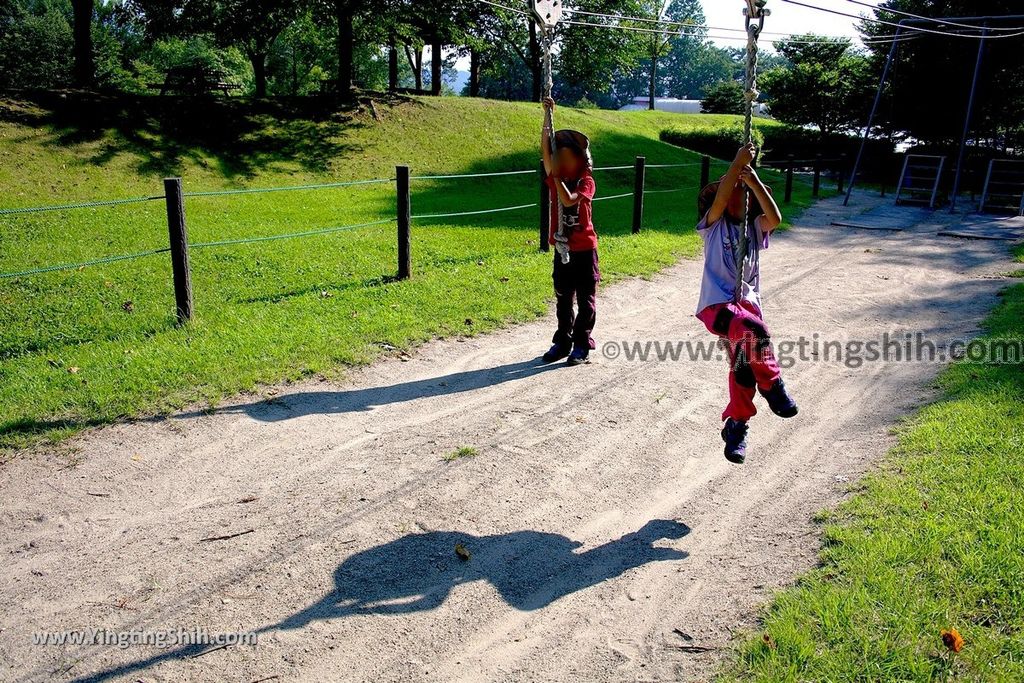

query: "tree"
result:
(556, 1), (646, 106)
(862, 0), (1024, 146)
(207, 0), (298, 97)
(759, 35), (874, 137)
(626, 0), (705, 109)
(70, 0), (94, 85)
(701, 79), (744, 114)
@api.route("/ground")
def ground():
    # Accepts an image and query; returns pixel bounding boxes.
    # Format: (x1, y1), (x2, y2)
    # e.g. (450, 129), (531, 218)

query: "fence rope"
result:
(185, 178), (393, 198)
(410, 169), (537, 180)
(643, 185), (699, 194)
(591, 191), (635, 202)
(0, 195), (165, 216)
(0, 247), (170, 279)
(592, 165), (635, 172)
(645, 162), (703, 169)
(411, 202), (537, 220)
(190, 218), (395, 248)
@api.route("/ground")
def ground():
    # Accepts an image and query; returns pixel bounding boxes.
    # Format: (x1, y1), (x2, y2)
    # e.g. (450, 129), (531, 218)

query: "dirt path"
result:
(1, 196), (1017, 683)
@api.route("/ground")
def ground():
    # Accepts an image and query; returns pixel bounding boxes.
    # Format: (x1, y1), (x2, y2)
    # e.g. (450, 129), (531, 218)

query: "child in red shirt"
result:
(540, 96), (599, 366)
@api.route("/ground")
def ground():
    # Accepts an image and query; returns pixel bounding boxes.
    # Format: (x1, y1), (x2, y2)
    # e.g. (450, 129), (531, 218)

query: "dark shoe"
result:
(721, 418), (748, 464)
(759, 379), (798, 418)
(543, 342), (571, 363)
(566, 346), (590, 366)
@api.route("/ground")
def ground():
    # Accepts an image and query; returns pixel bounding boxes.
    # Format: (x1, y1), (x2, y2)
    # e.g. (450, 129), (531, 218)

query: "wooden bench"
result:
(148, 66), (242, 96)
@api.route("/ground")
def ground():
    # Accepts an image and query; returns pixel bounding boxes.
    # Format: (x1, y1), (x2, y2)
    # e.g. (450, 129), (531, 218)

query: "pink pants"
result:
(697, 300), (782, 422)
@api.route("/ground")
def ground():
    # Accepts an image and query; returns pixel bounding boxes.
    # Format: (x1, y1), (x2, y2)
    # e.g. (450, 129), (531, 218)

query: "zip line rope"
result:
(734, 1), (766, 304)
(565, 5), (909, 41)
(844, 0), (1024, 32)
(479, 0), (915, 45)
(778, 0), (1024, 39)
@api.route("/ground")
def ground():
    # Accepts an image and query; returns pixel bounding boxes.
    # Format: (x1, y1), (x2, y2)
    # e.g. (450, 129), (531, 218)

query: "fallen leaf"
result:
(67, 366), (80, 374)
(941, 628), (964, 653)
(121, 300), (134, 313)
(454, 543), (471, 561)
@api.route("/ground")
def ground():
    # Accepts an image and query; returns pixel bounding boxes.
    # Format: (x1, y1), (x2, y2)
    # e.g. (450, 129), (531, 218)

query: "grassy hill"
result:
(0, 93), (815, 451)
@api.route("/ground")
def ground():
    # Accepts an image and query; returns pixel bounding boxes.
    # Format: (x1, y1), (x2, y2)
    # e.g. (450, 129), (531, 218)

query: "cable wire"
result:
(478, 0), (910, 45)
(0, 195), (165, 216)
(0, 248), (170, 279)
(411, 169), (536, 180)
(189, 218), (394, 248)
(567, 6), (907, 40)
(185, 178), (393, 198)
(411, 203), (537, 219)
(844, 0), (1024, 32)
(779, 0), (1024, 39)
(591, 191), (634, 202)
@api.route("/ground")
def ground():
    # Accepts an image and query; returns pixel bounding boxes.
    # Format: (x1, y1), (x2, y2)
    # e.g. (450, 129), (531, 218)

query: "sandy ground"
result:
(1, 195), (1019, 683)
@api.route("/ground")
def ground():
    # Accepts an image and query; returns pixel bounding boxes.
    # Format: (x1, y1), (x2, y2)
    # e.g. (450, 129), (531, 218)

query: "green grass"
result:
(444, 446), (479, 462)
(719, 250), (1024, 682)
(0, 94), (817, 451)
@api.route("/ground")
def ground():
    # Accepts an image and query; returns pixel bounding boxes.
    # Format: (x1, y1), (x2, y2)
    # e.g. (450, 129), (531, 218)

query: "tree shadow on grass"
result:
(66, 519), (691, 683)
(0, 92), (417, 180)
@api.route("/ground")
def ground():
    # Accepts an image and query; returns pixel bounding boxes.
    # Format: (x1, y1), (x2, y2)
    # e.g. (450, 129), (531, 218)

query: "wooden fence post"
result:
(539, 161), (550, 252)
(632, 155), (645, 234)
(396, 165), (411, 280)
(163, 177), (192, 324)
(812, 154), (821, 198)
(700, 155), (711, 190)
(784, 154), (794, 204)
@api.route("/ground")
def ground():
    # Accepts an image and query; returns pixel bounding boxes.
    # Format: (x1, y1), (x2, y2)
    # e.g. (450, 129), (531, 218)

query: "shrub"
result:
(701, 80), (744, 115)
(660, 124), (765, 162)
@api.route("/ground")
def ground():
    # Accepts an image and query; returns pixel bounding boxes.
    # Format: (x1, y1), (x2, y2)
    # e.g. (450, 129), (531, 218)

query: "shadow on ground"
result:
(67, 519), (691, 682)
(176, 357), (563, 422)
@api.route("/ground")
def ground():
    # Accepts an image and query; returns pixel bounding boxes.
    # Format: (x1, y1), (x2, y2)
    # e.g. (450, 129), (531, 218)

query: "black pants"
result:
(552, 249), (600, 349)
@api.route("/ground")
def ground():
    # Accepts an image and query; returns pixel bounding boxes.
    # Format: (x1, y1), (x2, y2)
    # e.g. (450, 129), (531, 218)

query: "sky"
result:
(700, 0), (883, 47)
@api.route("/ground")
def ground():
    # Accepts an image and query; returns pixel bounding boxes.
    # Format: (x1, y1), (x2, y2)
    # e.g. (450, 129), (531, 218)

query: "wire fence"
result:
(0, 195), (166, 216)
(2, 154), (813, 314)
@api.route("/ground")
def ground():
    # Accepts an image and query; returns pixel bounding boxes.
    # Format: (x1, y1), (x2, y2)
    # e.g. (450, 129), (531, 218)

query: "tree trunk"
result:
(336, 0), (354, 97)
(404, 44), (423, 92)
(529, 21), (541, 102)
(251, 51), (268, 98)
(469, 47), (481, 97)
(70, 0), (94, 87)
(430, 38), (442, 95)
(648, 56), (657, 110)
(388, 34), (399, 92)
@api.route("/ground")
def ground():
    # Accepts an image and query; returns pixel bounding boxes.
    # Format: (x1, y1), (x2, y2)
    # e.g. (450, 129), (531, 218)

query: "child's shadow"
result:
(276, 518), (691, 628)
(68, 520), (690, 682)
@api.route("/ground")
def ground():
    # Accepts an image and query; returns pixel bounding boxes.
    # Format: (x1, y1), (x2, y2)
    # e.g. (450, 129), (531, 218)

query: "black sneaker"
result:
(566, 346), (590, 366)
(543, 342), (571, 363)
(721, 418), (748, 464)
(759, 379), (798, 418)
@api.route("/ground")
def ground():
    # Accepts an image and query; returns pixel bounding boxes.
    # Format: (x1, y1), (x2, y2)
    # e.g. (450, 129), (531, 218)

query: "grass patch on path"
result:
(719, 252), (1024, 682)
(0, 95), (816, 451)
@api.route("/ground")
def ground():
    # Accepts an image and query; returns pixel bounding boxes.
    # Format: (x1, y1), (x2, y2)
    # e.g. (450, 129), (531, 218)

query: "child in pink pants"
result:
(695, 144), (798, 464)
